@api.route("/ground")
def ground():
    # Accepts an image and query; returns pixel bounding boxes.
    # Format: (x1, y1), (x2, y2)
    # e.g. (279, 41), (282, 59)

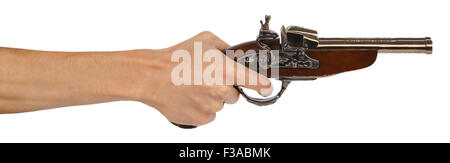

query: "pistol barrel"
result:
(317, 37), (432, 54)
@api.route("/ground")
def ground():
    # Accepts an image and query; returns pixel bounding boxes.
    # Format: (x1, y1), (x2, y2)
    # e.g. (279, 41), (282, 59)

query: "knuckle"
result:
(209, 113), (217, 121)
(189, 95), (203, 106)
(230, 99), (238, 104)
(198, 102), (212, 112)
(217, 86), (230, 96)
(211, 102), (224, 112)
(198, 100), (223, 113)
(209, 86), (228, 98)
(193, 114), (211, 125)
(230, 94), (240, 104)
(198, 31), (222, 43)
(198, 31), (214, 37)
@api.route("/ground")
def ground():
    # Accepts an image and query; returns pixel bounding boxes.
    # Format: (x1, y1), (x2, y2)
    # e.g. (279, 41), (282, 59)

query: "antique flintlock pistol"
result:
(171, 15), (432, 129)
(227, 15), (432, 106)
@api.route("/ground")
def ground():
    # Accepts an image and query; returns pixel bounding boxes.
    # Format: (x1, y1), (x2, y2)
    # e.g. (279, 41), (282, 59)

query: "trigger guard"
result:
(234, 80), (291, 106)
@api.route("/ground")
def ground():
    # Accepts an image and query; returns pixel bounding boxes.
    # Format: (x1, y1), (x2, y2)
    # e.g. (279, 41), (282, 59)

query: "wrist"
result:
(57, 49), (161, 103)
(107, 49), (170, 103)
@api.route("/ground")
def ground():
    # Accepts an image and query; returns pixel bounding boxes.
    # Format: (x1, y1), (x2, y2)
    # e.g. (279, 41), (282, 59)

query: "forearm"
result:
(0, 47), (157, 113)
(0, 31), (271, 127)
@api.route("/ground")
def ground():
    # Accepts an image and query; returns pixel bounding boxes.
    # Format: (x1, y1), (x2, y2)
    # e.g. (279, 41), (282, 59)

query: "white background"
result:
(0, 0), (448, 143)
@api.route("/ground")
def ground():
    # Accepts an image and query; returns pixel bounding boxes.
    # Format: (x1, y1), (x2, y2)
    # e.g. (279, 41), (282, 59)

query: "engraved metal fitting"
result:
(278, 25), (320, 69)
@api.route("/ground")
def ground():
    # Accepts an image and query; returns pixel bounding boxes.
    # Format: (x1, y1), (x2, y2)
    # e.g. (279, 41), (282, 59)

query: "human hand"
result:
(133, 31), (273, 127)
(0, 31), (271, 129)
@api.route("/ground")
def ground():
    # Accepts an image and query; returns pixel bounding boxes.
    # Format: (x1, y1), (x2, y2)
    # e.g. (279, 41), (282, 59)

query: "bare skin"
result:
(0, 31), (272, 126)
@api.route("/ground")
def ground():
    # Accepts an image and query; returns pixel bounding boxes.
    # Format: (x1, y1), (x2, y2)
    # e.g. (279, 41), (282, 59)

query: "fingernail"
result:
(260, 85), (273, 97)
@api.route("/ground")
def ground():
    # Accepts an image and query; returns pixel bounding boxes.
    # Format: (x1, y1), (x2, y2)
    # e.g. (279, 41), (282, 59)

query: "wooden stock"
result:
(226, 41), (378, 78)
